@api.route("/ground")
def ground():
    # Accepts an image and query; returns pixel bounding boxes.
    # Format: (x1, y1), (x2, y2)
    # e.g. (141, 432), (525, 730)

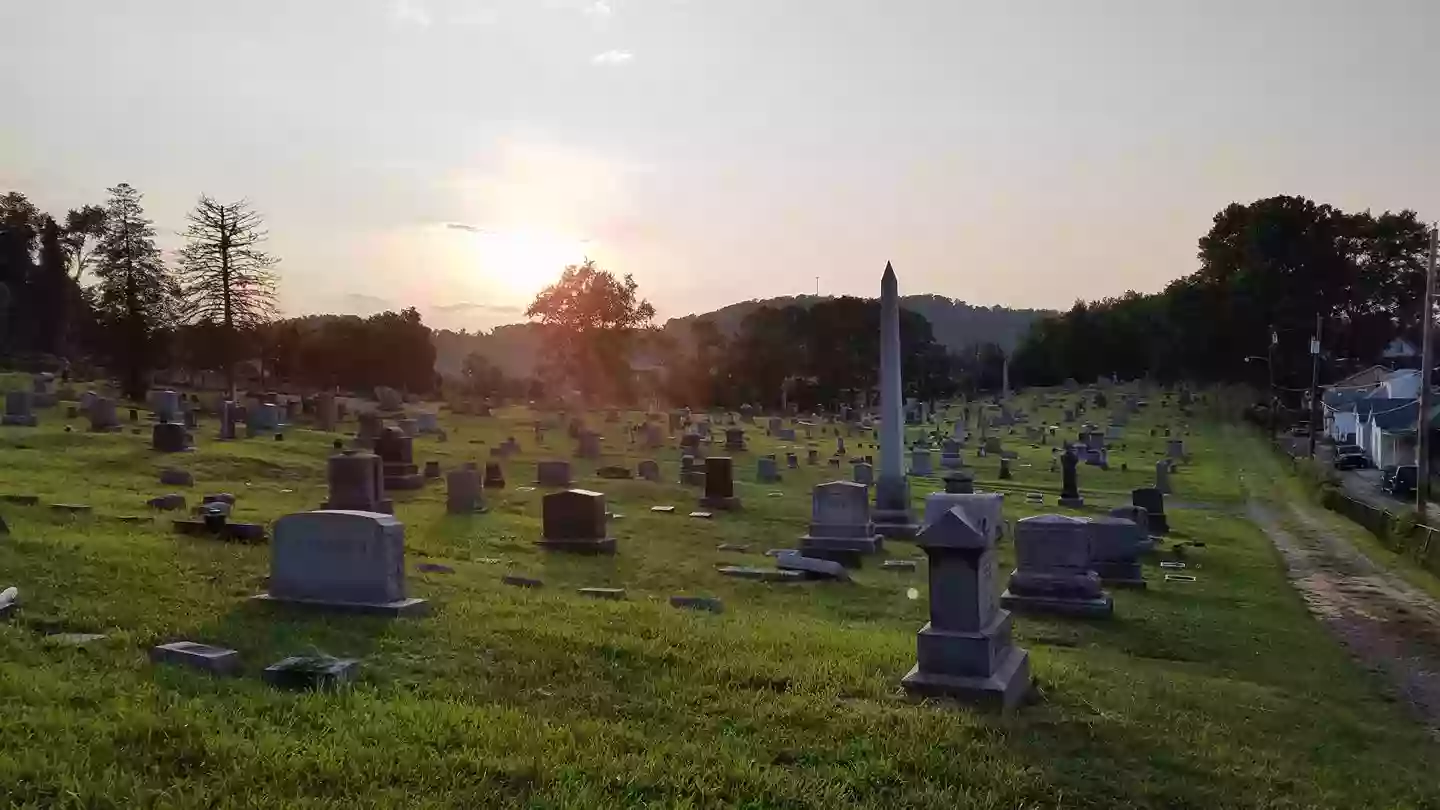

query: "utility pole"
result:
(1268, 324), (1277, 438)
(1308, 313), (1322, 458)
(1417, 225), (1438, 518)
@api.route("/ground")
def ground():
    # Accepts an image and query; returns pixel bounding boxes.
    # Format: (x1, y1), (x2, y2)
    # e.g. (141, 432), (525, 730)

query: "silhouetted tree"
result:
(525, 259), (655, 404)
(93, 183), (177, 400)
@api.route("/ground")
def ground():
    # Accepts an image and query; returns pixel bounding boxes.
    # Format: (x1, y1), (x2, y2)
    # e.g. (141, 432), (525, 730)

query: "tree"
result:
(0, 192), (40, 354)
(62, 204), (106, 282)
(33, 216), (71, 356)
(525, 259), (655, 404)
(176, 196), (279, 396)
(93, 183), (177, 400)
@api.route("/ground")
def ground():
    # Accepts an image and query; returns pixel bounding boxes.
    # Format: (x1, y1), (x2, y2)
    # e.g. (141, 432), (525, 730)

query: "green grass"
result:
(0, 381), (1436, 808)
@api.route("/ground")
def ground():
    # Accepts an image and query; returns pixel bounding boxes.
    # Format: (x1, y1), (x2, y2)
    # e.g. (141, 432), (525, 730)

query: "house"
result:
(1360, 399), (1419, 470)
(1323, 388), (1371, 443)
(1329, 364), (1393, 392)
(1373, 368), (1423, 400)
(1383, 337), (1421, 363)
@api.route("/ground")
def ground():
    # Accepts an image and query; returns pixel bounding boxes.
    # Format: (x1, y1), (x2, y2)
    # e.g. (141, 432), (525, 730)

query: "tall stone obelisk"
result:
(873, 262), (918, 538)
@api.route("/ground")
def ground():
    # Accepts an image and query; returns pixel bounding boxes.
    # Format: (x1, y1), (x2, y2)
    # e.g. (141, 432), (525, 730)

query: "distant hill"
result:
(434, 295), (1050, 379)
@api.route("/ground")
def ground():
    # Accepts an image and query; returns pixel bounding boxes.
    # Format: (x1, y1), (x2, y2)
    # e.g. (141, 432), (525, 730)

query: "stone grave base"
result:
(1057, 497), (1085, 508)
(251, 593), (430, 617)
(902, 646), (1031, 710)
(1094, 562), (1147, 589)
(172, 519), (266, 543)
(1147, 515), (1170, 534)
(799, 535), (881, 568)
(680, 471), (705, 487)
(1, 416), (38, 427)
(872, 510), (919, 539)
(1000, 589), (1113, 618)
(699, 495), (741, 510)
(384, 473), (425, 491)
(321, 498), (394, 514)
(537, 536), (617, 554)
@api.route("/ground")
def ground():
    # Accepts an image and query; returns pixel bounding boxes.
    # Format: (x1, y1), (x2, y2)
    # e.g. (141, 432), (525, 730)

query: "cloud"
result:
(432, 302), (523, 314)
(584, 0), (612, 19)
(343, 293), (395, 310)
(391, 0), (432, 27)
(591, 49), (633, 66)
(445, 222), (488, 233)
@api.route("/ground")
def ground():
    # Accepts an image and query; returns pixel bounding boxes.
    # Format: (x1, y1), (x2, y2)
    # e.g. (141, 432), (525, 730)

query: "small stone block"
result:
(764, 548), (796, 557)
(416, 562), (455, 574)
(689, 511), (713, 519)
(717, 543), (750, 552)
(503, 574), (543, 588)
(579, 587), (626, 600)
(882, 559), (919, 571)
(1159, 561), (1187, 569)
(999, 590), (1113, 618)
(0, 494), (38, 506)
(1164, 574), (1197, 582)
(47, 632), (107, 647)
(262, 656), (359, 691)
(670, 595), (724, 613)
(651, 505), (676, 513)
(50, 504), (92, 514)
(718, 566), (804, 582)
(150, 641), (241, 675)
(251, 593), (429, 616)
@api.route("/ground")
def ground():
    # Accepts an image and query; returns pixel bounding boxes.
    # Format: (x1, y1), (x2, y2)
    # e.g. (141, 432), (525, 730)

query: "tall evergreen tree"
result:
(93, 183), (176, 400)
(33, 216), (71, 356)
(0, 192), (40, 355)
(175, 195), (279, 396)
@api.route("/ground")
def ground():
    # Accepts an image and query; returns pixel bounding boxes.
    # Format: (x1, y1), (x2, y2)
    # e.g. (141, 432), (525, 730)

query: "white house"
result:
(1374, 369), (1422, 400)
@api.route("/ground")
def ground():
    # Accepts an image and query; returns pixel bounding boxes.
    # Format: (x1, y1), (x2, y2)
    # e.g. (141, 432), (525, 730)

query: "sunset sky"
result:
(2, 0), (1436, 331)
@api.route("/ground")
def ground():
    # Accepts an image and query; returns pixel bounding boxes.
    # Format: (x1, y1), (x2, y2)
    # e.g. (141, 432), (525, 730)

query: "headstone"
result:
(153, 389), (181, 423)
(423, 460), (441, 480)
(798, 480), (881, 566)
(374, 427), (423, 490)
(1131, 488), (1169, 534)
(941, 471), (975, 494)
(538, 489), (615, 553)
(1088, 517), (1149, 588)
(724, 428), (746, 452)
(1108, 505), (1149, 535)
(852, 462), (874, 486)
(638, 459), (662, 482)
(152, 422), (189, 453)
(356, 411), (382, 442)
(375, 386), (403, 411)
(2, 391), (37, 427)
(247, 402), (280, 434)
(317, 394), (338, 432)
(87, 397), (120, 432)
(415, 412), (440, 434)
(255, 510), (428, 616)
(940, 439), (964, 469)
(396, 417), (419, 437)
(1058, 449), (1083, 507)
(1155, 459), (1171, 494)
(807, 448), (819, 465)
(910, 449), (933, 477)
(159, 468), (194, 487)
(322, 451), (393, 513)
(1000, 515), (1113, 618)
(922, 492), (1004, 544)
(149, 641), (241, 675)
(536, 460), (572, 487)
(756, 456), (781, 483)
(901, 500), (1032, 709)
(446, 468), (484, 514)
(699, 456), (740, 509)
(998, 457), (1012, 480)
(483, 462), (506, 489)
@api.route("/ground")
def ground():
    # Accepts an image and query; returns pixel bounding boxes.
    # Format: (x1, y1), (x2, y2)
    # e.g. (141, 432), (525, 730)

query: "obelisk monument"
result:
(873, 262), (918, 538)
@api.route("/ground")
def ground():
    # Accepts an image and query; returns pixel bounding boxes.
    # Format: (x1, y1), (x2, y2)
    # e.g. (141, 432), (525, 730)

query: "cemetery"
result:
(0, 368), (1434, 807)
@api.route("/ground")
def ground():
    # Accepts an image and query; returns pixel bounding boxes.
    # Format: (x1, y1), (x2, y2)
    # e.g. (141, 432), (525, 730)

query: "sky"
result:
(2, 0), (1436, 332)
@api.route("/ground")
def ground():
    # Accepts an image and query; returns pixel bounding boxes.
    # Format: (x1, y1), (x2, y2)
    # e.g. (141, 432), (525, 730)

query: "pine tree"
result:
(33, 216), (71, 356)
(176, 196), (279, 397)
(93, 183), (177, 400)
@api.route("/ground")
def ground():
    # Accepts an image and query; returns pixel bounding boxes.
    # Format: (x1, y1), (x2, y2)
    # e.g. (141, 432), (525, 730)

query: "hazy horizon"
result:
(3, 0), (1436, 332)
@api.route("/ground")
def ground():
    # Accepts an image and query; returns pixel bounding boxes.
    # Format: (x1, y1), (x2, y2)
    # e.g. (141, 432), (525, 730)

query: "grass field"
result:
(1, 380), (1437, 808)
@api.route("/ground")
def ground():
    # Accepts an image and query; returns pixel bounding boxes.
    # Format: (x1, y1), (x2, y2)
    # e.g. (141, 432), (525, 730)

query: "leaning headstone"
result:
(1131, 488), (1170, 534)
(255, 510), (428, 616)
(1058, 448), (1083, 507)
(2, 391), (37, 427)
(1000, 515), (1113, 618)
(152, 422), (190, 453)
(699, 456), (741, 509)
(901, 499), (1032, 709)
(322, 451), (393, 513)
(446, 468), (484, 514)
(536, 460), (573, 487)
(538, 489), (616, 553)
(775, 550), (852, 581)
(798, 481), (881, 566)
(1088, 517), (1149, 588)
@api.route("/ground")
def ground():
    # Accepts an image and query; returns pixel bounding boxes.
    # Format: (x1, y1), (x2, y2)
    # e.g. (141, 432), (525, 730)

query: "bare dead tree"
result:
(176, 196), (279, 397)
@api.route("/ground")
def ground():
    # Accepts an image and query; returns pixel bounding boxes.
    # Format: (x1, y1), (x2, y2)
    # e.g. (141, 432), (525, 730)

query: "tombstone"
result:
(31, 373), (57, 407)
(757, 457), (781, 483)
(256, 510), (427, 615)
(1058, 449), (1083, 507)
(852, 462), (874, 486)
(998, 457), (1012, 480)
(922, 492), (1005, 545)
(1155, 459), (1171, 494)
(679, 432), (702, 458)
(375, 386), (404, 411)
(901, 500), (1031, 708)
(638, 459), (662, 482)
(355, 411), (382, 444)
(153, 389), (181, 423)
(1108, 505), (1150, 535)
(1088, 517), (1149, 588)
(668, 412), (684, 432)
(576, 430), (602, 459)
(374, 427), (423, 490)
(539, 489), (615, 553)
(910, 449), (933, 477)
(423, 460), (441, 480)
(1167, 438), (1185, 460)
(699, 456), (740, 509)
(247, 402), (280, 435)
(152, 422), (190, 453)
(483, 462), (506, 489)
(322, 451), (392, 513)
(414, 411), (439, 435)
(724, 428), (746, 452)
(446, 468), (484, 514)
(2, 391), (37, 427)
(766, 416), (783, 436)
(785, 452), (798, 470)
(983, 436), (1002, 454)
(641, 422), (664, 449)
(317, 394), (338, 432)
(798, 481), (881, 566)
(1131, 488), (1169, 534)
(1000, 515), (1113, 618)
(835, 436), (846, 456)
(807, 448), (819, 465)
(87, 396), (119, 432)
(941, 471), (975, 494)
(739, 404), (754, 423)
(396, 417), (419, 438)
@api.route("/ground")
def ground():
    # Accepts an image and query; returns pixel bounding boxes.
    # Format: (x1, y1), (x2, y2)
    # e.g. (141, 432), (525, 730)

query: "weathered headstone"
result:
(699, 456), (740, 509)
(1155, 459), (1171, 494)
(922, 492), (1004, 544)
(255, 510), (428, 616)
(446, 468), (484, 514)
(852, 462), (874, 486)
(798, 480), (881, 566)
(322, 451), (393, 513)
(539, 489), (615, 553)
(941, 470), (975, 494)
(756, 456), (781, 483)
(2, 391), (37, 427)
(1088, 517), (1149, 588)
(901, 500), (1032, 709)
(723, 428), (746, 452)
(638, 459), (662, 482)
(536, 460), (573, 487)
(1131, 487), (1169, 534)
(152, 422), (189, 453)
(1000, 515), (1112, 618)
(483, 462), (506, 489)
(374, 427), (423, 490)
(910, 449), (933, 477)
(1058, 448), (1083, 507)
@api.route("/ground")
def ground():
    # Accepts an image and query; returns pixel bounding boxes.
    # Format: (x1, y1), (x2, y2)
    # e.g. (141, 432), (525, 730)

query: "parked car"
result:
(1380, 465), (1398, 490)
(1384, 465), (1418, 499)
(1333, 449), (1368, 470)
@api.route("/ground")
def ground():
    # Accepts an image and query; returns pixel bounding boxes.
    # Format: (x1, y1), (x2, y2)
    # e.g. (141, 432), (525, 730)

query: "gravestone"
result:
(1000, 515), (1113, 618)
(852, 462), (874, 486)
(2, 391), (37, 427)
(1088, 516), (1149, 588)
(983, 436), (1002, 454)
(998, 457), (1012, 480)
(778, 427), (797, 442)
(1167, 438), (1185, 460)
(322, 451), (393, 513)
(152, 422), (190, 453)
(786, 452), (798, 469)
(756, 457), (781, 483)
(575, 430), (602, 459)
(642, 422), (664, 449)
(1131, 488), (1169, 534)
(247, 402), (280, 434)
(539, 489), (615, 553)
(901, 500), (1031, 709)
(724, 428), (746, 452)
(1108, 504), (1149, 535)
(940, 439), (964, 469)
(1058, 449), (1083, 507)
(679, 455), (705, 486)
(483, 462), (506, 489)
(922, 492), (1004, 544)
(83, 396), (119, 432)
(767, 416), (783, 435)
(536, 460), (572, 487)
(396, 417), (419, 437)
(356, 412), (382, 442)
(317, 394), (338, 432)
(375, 386), (403, 410)
(256, 510), (428, 616)
(798, 481), (881, 566)
(374, 427), (424, 490)
(638, 459), (662, 482)
(153, 389), (181, 423)
(807, 448), (819, 465)
(911, 449), (933, 477)
(1155, 459), (1171, 494)
(415, 412), (440, 434)
(31, 373), (57, 407)
(446, 468), (484, 514)
(941, 471), (975, 494)
(699, 456), (740, 509)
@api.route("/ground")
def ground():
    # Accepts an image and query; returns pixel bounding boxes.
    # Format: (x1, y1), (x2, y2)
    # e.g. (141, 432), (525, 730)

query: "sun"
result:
(460, 228), (591, 299)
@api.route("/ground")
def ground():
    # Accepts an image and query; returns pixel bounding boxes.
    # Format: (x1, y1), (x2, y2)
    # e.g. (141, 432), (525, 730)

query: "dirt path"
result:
(1246, 493), (1440, 733)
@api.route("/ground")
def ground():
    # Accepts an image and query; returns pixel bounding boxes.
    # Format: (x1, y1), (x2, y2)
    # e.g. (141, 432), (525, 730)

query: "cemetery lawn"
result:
(1, 385), (1438, 808)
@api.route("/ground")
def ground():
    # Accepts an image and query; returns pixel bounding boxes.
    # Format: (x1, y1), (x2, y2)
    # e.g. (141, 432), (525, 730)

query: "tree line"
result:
(1, 185), (436, 400)
(1011, 196), (1434, 395)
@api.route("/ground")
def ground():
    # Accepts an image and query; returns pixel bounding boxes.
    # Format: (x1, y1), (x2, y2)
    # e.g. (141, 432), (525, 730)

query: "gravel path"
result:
(1247, 495), (1440, 733)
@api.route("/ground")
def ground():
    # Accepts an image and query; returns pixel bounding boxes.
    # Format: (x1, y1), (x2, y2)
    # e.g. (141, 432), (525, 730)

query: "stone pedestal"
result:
(723, 428), (746, 452)
(254, 510), (427, 616)
(941, 471), (974, 494)
(446, 468), (484, 514)
(375, 427), (423, 491)
(699, 456), (740, 509)
(1000, 515), (1112, 618)
(539, 489), (615, 553)
(922, 492), (1004, 545)
(322, 451), (393, 513)
(1132, 488), (1169, 534)
(901, 500), (1031, 709)
(799, 481), (881, 566)
(872, 474), (918, 539)
(1058, 448), (1084, 507)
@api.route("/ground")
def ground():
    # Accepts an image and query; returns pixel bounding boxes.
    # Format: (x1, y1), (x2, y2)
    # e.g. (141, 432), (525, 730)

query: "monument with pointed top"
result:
(872, 262), (919, 538)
